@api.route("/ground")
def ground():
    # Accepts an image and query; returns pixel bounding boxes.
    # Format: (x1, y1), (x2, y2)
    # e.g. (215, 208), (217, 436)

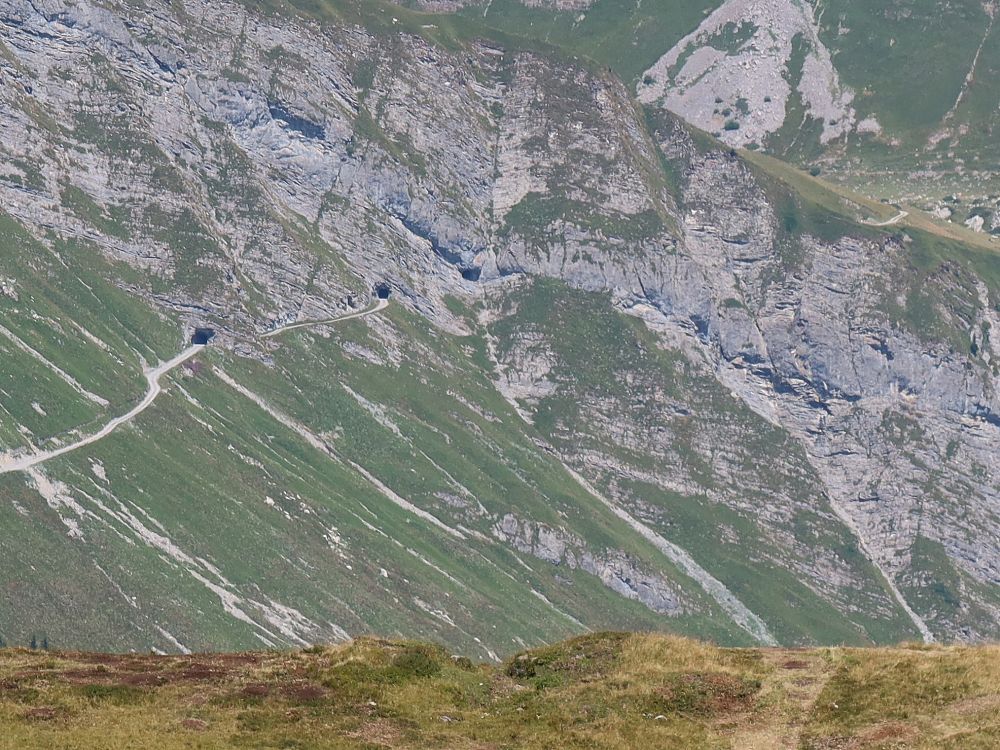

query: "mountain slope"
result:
(435, 0), (1000, 214)
(0, 0), (998, 653)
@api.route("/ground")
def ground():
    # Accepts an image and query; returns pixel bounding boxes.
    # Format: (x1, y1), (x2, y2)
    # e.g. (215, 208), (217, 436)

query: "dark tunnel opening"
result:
(191, 328), (215, 345)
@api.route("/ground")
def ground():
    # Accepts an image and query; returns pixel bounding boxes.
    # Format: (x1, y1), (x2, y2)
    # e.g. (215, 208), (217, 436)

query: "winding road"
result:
(863, 209), (908, 227)
(260, 297), (388, 339)
(0, 298), (388, 475)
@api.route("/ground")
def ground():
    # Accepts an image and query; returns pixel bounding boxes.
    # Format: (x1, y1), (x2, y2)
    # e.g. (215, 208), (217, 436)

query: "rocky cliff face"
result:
(0, 0), (997, 650)
(637, 0), (858, 148)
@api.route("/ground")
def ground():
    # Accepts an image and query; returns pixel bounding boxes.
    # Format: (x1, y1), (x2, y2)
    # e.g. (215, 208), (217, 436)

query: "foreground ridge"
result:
(1, 632), (997, 749)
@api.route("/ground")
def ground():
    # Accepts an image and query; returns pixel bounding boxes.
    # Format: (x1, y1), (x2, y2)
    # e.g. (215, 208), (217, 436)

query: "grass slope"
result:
(482, 278), (923, 646)
(0, 632), (998, 749)
(0, 213), (180, 449)
(0, 247), (751, 654)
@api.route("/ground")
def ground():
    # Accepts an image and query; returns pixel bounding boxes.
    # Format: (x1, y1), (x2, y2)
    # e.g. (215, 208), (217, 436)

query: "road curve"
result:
(0, 298), (389, 475)
(260, 297), (388, 339)
(0, 345), (205, 474)
(863, 210), (908, 227)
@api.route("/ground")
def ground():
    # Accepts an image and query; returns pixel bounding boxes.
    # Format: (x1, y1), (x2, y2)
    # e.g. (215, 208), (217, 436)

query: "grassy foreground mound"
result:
(0, 632), (998, 749)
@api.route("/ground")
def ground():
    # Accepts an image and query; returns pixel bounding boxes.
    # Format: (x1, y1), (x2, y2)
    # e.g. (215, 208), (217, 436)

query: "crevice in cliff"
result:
(268, 101), (326, 140)
(397, 213), (483, 281)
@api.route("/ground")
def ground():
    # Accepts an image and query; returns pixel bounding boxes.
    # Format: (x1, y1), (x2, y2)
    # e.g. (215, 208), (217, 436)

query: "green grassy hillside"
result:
(0, 214), (752, 655)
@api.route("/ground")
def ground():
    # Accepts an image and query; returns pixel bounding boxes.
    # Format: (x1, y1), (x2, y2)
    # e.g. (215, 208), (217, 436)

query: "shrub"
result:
(723, 120), (740, 131)
(391, 646), (442, 679)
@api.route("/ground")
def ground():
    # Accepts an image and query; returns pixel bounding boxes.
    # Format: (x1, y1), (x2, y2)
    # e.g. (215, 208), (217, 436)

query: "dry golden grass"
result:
(0, 634), (997, 749)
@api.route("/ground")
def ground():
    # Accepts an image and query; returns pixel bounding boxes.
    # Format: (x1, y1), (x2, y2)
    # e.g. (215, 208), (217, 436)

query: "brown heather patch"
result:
(117, 671), (171, 688)
(173, 664), (228, 682)
(60, 668), (123, 684)
(281, 682), (327, 703)
(240, 683), (271, 699)
(948, 693), (1000, 715)
(657, 670), (761, 716)
(783, 659), (810, 670)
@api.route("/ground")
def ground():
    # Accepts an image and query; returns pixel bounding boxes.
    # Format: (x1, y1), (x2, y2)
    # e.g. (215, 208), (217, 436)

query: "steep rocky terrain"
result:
(0, 0), (998, 654)
(430, 0), (1000, 218)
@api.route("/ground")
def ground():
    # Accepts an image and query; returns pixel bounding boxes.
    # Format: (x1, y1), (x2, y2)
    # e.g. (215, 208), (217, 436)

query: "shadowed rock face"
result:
(0, 0), (997, 649)
(267, 101), (326, 140)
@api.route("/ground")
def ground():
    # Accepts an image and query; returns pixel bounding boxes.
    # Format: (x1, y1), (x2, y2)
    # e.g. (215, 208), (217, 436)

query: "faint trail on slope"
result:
(345, 459), (466, 540)
(213, 367), (331, 455)
(562, 464), (779, 646)
(531, 589), (588, 630)
(216, 297), (466, 541)
(0, 345), (204, 474)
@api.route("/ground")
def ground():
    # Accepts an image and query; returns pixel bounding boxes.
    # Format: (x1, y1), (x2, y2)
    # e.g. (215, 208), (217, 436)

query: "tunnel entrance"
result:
(461, 266), (481, 282)
(191, 328), (215, 345)
(374, 282), (391, 300)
